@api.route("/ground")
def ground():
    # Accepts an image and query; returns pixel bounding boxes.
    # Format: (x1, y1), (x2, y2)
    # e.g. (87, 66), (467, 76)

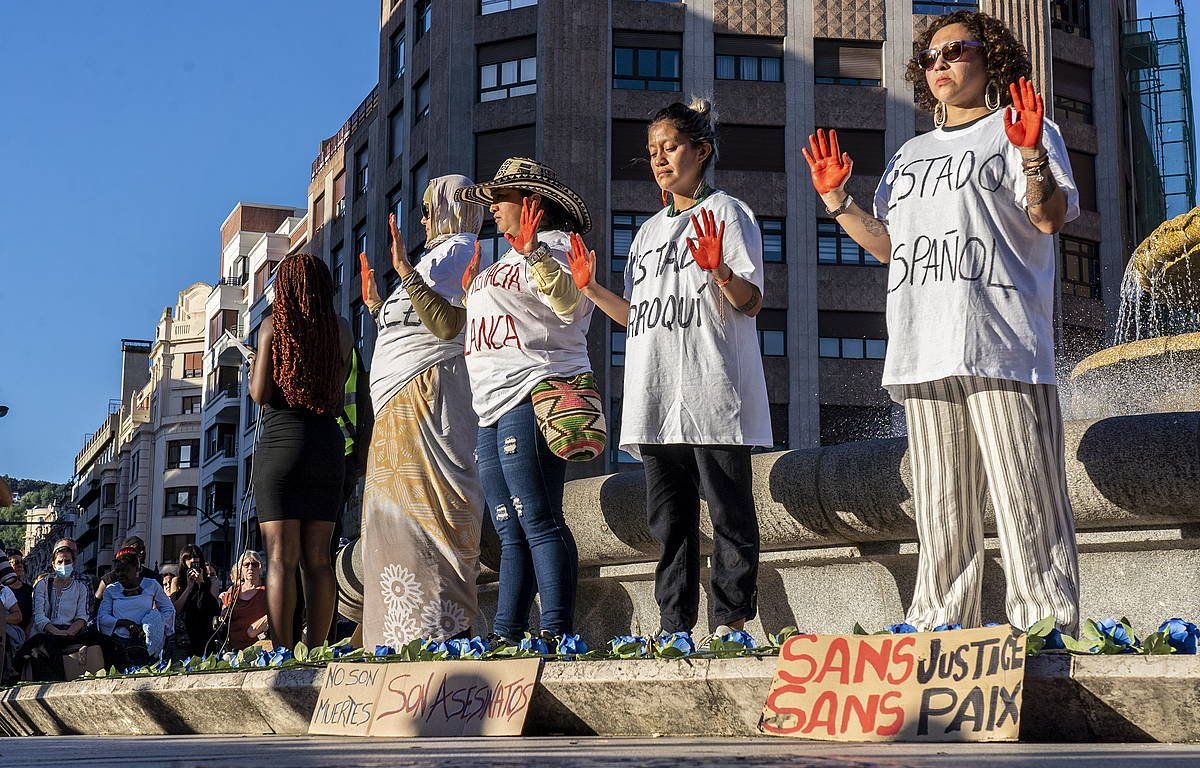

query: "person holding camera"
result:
(98, 550), (175, 665)
(166, 545), (219, 657)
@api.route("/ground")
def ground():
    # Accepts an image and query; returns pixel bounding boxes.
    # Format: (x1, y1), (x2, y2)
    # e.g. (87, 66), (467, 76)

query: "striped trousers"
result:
(899, 376), (1080, 634)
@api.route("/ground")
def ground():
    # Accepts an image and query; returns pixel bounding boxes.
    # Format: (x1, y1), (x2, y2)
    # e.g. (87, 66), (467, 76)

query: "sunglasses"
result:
(916, 40), (985, 70)
(421, 203), (430, 218)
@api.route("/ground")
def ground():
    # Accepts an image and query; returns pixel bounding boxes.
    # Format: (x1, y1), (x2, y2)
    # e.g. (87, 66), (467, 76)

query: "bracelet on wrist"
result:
(713, 268), (734, 287)
(825, 193), (855, 218)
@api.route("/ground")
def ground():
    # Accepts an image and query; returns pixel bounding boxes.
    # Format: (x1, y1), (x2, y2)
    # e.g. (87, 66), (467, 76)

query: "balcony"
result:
(205, 382), (241, 415)
(1051, 0), (1090, 38)
(218, 274), (248, 287)
(203, 437), (239, 475)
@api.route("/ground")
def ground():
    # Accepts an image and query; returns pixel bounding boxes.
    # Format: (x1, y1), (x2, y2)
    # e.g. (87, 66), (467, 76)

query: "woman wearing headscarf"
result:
(357, 174), (487, 648)
(803, 10), (1080, 633)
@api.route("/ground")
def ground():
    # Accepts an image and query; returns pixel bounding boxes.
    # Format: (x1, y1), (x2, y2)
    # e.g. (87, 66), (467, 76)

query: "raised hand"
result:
(359, 253), (382, 308)
(388, 212), (411, 275)
(504, 197), (544, 255)
(686, 208), (726, 273)
(461, 241), (481, 294)
(567, 232), (595, 290)
(803, 129), (853, 195)
(1005, 77), (1044, 150)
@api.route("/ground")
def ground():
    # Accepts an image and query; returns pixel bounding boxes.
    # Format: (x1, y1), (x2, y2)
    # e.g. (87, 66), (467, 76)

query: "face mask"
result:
(54, 563), (74, 578)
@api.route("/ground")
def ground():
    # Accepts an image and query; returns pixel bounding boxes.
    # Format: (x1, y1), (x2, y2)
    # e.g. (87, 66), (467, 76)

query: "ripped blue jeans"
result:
(476, 399), (577, 639)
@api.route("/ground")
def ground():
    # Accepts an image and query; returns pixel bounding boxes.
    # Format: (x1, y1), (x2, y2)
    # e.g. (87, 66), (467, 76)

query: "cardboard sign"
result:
(309, 662), (386, 736)
(370, 658), (542, 737)
(759, 625), (1026, 742)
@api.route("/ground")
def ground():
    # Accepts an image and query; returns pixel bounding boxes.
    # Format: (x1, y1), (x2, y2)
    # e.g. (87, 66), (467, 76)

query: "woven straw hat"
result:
(454, 157), (591, 234)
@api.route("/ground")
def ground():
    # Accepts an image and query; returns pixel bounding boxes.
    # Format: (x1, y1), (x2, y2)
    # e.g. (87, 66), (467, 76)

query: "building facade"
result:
(331, 0), (1166, 474)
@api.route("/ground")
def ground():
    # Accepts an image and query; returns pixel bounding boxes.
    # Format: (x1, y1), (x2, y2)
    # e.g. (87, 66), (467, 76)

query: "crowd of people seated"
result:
(1, 536), (269, 682)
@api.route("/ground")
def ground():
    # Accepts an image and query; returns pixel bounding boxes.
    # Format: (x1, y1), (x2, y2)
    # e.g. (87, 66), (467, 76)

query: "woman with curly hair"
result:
(803, 10), (1081, 633)
(250, 252), (353, 647)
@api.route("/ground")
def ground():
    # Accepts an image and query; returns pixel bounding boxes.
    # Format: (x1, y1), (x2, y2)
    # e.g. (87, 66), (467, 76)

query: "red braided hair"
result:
(270, 253), (343, 415)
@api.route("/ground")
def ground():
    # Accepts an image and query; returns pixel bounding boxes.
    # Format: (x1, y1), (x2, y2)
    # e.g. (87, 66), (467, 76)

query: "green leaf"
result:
(294, 641), (310, 663)
(851, 623), (869, 636)
(1026, 616), (1056, 638)
(1081, 619), (1103, 642)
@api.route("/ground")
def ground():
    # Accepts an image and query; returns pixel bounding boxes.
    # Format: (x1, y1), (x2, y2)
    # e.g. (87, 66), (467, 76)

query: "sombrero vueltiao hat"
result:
(454, 157), (591, 234)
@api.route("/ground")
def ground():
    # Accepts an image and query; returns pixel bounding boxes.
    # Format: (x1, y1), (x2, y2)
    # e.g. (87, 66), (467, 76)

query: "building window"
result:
(411, 158), (429, 211)
(480, 56), (537, 101)
(313, 193), (325, 230)
(482, 0), (536, 13)
(352, 299), (370, 351)
(390, 26), (406, 81)
(717, 125), (786, 172)
(477, 223), (507, 264)
(715, 36), (783, 83)
(413, 76), (430, 124)
(475, 125), (536, 182)
(388, 185), (404, 233)
(1068, 150), (1098, 212)
(1050, 0), (1089, 38)
(914, 0), (978, 14)
(825, 129), (886, 177)
(167, 439), (200, 470)
(205, 424), (236, 460)
(253, 260), (278, 300)
(331, 243), (344, 291)
(609, 398), (639, 465)
(1053, 59), (1093, 124)
(817, 220), (880, 266)
(128, 497), (138, 528)
(101, 484), (117, 509)
(332, 173), (347, 221)
(612, 212), (652, 273)
(389, 107), (404, 162)
(353, 224), (368, 264)
(415, 0), (432, 40)
(756, 309), (787, 357)
(761, 218), (785, 263)
(165, 487), (198, 517)
(181, 395), (201, 415)
(208, 308), (239, 347)
(183, 352), (202, 378)
(614, 45), (681, 91)
(814, 39), (882, 86)
(611, 328), (626, 366)
(130, 450), (140, 483)
(819, 337), (888, 359)
(354, 144), (369, 197)
(161, 534), (195, 565)
(1061, 236), (1101, 298)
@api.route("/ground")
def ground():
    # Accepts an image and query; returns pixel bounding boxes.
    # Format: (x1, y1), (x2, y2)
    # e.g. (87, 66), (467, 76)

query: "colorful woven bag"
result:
(530, 372), (607, 461)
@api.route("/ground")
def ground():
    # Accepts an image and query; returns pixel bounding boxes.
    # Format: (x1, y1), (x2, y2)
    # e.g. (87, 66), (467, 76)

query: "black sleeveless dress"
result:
(253, 398), (345, 523)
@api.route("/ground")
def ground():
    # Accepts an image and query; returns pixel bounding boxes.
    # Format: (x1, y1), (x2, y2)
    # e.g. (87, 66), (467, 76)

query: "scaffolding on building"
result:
(1123, 0), (1197, 242)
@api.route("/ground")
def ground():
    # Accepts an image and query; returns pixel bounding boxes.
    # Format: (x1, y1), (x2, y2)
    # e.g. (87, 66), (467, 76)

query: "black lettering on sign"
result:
(887, 234), (1015, 294)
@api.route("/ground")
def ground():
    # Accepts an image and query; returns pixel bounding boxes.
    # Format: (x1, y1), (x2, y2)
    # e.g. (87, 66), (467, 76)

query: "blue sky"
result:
(0, 2), (1197, 482)
(0, 3), (379, 481)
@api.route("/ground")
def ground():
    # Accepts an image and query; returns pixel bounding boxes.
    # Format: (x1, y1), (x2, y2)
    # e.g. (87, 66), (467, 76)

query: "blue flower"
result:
(656, 631), (696, 655)
(518, 635), (550, 655)
(123, 666), (140, 675)
(720, 630), (757, 649)
(932, 623), (964, 632)
(1042, 628), (1066, 650)
(609, 635), (649, 656)
(331, 644), (353, 658)
(154, 659), (170, 673)
(1096, 618), (1137, 650)
(446, 637), (487, 659)
(181, 657), (195, 671)
(1157, 618), (1200, 654)
(557, 634), (589, 655)
(252, 651), (269, 668)
(422, 639), (450, 656)
(982, 622), (1001, 627)
(267, 647), (293, 666)
(374, 645), (394, 657)
(884, 623), (918, 634)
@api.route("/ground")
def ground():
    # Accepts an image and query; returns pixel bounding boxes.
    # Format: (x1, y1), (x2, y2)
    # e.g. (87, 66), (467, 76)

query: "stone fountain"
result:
(1068, 207), (1200, 418)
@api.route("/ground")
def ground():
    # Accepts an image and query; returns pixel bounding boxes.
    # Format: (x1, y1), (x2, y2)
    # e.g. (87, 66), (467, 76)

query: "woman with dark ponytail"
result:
(567, 98), (771, 648)
(250, 253), (353, 648)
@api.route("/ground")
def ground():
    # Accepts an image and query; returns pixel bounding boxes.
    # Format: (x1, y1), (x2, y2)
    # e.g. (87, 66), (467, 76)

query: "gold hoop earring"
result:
(934, 101), (948, 128)
(985, 82), (1001, 111)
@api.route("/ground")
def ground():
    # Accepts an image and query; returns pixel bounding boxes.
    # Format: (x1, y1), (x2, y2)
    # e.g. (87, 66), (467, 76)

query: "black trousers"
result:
(641, 444), (759, 633)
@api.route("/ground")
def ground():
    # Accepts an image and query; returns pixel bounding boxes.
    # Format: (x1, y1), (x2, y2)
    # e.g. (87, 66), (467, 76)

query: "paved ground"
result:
(0, 736), (1197, 767)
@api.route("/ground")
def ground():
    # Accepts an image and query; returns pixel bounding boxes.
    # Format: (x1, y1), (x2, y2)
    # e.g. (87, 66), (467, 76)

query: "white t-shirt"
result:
(619, 191), (772, 456)
(369, 233), (477, 410)
(463, 230), (594, 427)
(0, 585), (15, 612)
(873, 111), (1079, 399)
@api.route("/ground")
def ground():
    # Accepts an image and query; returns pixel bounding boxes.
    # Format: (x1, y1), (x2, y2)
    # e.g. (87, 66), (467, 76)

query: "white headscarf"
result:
(423, 174), (484, 249)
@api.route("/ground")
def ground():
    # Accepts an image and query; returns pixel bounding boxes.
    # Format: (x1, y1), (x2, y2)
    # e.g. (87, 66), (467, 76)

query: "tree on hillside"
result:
(0, 477), (71, 552)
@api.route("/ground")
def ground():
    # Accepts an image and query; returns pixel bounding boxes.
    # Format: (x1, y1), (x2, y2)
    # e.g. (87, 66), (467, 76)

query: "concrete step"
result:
(1, 655), (1197, 742)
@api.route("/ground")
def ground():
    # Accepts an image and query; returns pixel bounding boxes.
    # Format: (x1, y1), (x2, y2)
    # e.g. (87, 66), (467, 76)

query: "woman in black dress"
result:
(250, 253), (353, 648)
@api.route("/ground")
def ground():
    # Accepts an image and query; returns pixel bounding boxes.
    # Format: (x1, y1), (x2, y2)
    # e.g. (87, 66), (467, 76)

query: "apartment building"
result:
(325, 0), (1181, 475)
